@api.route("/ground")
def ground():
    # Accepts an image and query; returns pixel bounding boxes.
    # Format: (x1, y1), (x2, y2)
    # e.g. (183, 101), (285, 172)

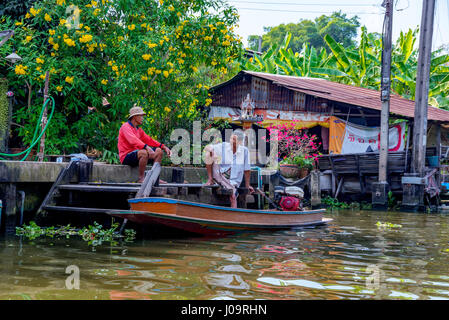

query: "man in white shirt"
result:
(204, 130), (254, 208)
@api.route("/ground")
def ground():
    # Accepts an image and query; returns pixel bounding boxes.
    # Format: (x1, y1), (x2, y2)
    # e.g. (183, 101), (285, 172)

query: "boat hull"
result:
(110, 197), (331, 235)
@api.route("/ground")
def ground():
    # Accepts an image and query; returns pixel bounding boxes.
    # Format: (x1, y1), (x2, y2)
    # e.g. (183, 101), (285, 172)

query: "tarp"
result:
(208, 106), (329, 129)
(329, 116), (407, 154)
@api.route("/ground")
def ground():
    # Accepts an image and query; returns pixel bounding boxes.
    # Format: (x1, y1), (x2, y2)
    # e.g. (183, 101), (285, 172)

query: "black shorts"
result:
(122, 148), (155, 167)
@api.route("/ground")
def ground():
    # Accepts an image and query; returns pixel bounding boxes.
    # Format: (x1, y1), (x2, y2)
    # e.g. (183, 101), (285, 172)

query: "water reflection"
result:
(1, 210), (449, 299)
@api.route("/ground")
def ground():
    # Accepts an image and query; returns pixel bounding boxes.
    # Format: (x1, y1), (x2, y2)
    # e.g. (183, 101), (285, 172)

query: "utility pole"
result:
(402, 0), (435, 211)
(372, 0), (394, 209)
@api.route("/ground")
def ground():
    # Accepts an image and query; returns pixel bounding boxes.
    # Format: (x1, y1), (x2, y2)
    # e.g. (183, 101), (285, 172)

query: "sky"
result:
(225, 0), (449, 51)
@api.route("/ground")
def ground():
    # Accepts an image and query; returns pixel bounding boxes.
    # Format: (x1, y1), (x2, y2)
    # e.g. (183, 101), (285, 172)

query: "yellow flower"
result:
(14, 64), (27, 75)
(56, 0), (66, 5)
(25, 13), (31, 19)
(36, 57), (44, 64)
(36, 66), (41, 71)
(211, 60), (217, 66)
(112, 65), (118, 72)
(155, 69), (161, 74)
(159, 39), (164, 45)
(163, 35), (169, 42)
(141, 75), (148, 81)
(147, 42), (157, 49)
(164, 106), (171, 112)
(53, 43), (59, 51)
(91, 0), (98, 6)
(163, 70), (169, 78)
(101, 79), (108, 85)
(65, 76), (74, 84)
(177, 12), (181, 17)
(29, 8), (40, 16)
(64, 38), (76, 46)
(93, 8), (101, 16)
(39, 74), (46, 80)
(15, 21), (23, 26)
(56, 86), (63, 92)
(177, 114), (183, 118)
(191, 66), (198, 72)
(168, 5), (174, 11)
(59, 19), (67, 26)
(197, 83), (202, 89)
(159, 0), (163, 5)
(142, 54), (151, 60)
(84, 25), (91, 31)
(49, 29), (55, 35)
(128, 24), (135, 31)
(25, 35), (32, 43)
(79, 34), (93, 43)
(44, 13), (52, 22)
(205, 98), (212, 106)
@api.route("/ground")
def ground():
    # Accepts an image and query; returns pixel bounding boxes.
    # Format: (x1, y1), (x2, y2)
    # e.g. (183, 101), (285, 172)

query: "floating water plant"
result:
(376, 221), (402, 229)
(16, 221), (136, 246)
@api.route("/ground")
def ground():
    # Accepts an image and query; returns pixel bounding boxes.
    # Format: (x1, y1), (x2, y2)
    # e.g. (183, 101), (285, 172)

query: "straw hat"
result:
(128, 104), (146, 119)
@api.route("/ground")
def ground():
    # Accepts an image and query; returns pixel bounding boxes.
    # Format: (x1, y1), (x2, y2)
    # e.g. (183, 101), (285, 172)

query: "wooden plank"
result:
(37, 161), (78, 216)
(43, 205), (125, 214)
(58, 184), (140, 192)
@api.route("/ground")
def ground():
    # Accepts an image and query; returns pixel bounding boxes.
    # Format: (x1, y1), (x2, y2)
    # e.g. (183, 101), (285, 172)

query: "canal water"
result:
(1, 209), (449, 300)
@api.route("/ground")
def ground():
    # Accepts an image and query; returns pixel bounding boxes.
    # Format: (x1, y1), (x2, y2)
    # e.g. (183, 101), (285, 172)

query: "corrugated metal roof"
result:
(234, 71), (449, 122)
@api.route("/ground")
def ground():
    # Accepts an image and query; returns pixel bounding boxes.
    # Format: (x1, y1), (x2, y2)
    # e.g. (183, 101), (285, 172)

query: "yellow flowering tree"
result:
(1, 0), (242, 155)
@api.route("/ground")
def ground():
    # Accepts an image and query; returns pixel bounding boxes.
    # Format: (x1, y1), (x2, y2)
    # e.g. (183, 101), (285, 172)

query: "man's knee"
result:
(138, 150), (148, 160)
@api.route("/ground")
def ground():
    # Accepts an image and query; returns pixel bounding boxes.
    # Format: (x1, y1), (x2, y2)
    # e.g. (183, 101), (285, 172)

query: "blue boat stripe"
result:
(128, 197), (325, 215)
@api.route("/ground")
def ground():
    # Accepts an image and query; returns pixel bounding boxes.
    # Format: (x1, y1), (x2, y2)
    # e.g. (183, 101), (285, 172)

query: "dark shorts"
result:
(122, 148), (155, 167)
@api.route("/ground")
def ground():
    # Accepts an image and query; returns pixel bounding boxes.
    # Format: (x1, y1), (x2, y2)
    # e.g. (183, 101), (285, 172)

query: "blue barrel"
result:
(427, 156), (439, 167)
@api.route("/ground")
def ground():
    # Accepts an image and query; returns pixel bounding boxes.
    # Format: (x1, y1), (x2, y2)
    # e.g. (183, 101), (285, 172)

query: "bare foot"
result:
(204, 180), (215, 186)
(159, 179), (168, 184)
(137, 178), (144, 183)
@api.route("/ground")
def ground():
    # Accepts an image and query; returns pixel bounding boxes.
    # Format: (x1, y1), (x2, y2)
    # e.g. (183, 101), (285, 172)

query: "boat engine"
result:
(274, 186), (304, 211)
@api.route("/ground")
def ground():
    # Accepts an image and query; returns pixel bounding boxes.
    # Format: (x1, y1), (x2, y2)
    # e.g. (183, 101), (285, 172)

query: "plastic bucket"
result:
(427, 156), (439, 167)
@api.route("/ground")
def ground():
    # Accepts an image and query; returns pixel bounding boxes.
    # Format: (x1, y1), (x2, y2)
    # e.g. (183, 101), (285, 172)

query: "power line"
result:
(235, 7), (382, 14)
(228, 1), (378, 6)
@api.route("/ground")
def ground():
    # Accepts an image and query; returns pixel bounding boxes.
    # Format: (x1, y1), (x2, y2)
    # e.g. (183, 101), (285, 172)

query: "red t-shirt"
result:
(117, 121), (161, 163)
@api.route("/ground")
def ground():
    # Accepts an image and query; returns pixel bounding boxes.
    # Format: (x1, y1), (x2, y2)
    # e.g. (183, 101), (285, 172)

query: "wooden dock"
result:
(37, 161), (265, 218)
(317, 147), (440, 197)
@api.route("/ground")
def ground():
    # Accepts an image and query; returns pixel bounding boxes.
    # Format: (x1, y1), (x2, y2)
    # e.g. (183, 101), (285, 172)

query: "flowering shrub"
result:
(1, 0), (242, 154)
(264, 120), (321, 168)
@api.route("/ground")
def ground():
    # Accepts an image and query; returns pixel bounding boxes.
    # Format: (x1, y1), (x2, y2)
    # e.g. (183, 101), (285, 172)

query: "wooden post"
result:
(410, 0), (436, 209)
(373, 0), (393, 209)
(37, 71), (50, 162)
(378, 0), (393, 183)
(436, 122), (441, 187)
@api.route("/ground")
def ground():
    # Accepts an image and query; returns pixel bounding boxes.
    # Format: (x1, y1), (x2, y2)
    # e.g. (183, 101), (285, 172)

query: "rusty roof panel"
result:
(233, 71), (449, 122)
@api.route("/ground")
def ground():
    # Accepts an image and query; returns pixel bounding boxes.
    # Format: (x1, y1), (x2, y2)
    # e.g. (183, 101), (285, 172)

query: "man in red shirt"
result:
(118, 105), (171, 183)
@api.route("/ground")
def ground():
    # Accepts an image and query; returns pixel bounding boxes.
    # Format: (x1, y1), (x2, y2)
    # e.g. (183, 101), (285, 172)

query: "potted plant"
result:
(279, 157), (301, 178)
(264, 120), (321, 179)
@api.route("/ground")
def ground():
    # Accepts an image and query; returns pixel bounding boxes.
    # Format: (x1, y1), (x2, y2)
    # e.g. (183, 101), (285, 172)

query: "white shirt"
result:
(212, 142), (251, 187)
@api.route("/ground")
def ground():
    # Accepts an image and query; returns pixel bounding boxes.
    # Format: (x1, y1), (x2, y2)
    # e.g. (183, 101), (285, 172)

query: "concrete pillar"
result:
(401, 173), (425, 212)
(310, 170), (321, 208)
(0, 183), (17, 234)
(372, 181), (389, 210)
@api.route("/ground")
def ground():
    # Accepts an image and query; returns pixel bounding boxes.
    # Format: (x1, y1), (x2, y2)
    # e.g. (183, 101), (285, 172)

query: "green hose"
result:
(0, 96), (56, 161)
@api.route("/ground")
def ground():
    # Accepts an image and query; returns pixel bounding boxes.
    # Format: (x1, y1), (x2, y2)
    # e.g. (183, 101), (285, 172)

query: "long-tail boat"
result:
(109, 197), (331, 236)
